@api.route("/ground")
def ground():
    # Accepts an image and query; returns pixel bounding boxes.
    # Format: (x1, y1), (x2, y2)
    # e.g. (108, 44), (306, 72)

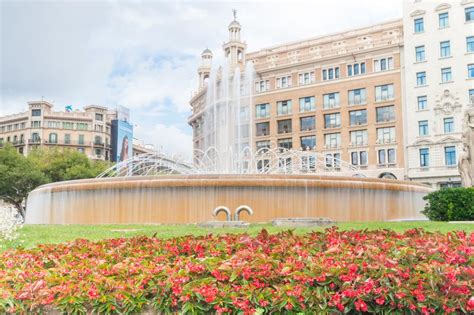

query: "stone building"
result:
(0, 101), (153, 160)
(402, 0), (474, 188)
(189, 17), (406, 179)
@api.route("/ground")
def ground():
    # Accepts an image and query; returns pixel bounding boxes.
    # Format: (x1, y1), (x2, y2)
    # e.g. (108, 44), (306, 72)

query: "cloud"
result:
(1, 0), (402, 160)
(135, 123), (193, 159)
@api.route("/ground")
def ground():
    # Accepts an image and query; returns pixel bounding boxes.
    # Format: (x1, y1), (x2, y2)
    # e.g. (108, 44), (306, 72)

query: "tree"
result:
(27, 148), (110, 182)
(0, 145), (47, 219)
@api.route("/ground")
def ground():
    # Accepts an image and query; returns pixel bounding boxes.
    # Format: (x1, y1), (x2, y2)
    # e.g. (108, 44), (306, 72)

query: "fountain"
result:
(25, 58), (432, 224)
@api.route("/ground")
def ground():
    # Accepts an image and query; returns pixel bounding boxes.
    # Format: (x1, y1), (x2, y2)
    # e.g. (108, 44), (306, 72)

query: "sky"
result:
(0, 0), (402, 159)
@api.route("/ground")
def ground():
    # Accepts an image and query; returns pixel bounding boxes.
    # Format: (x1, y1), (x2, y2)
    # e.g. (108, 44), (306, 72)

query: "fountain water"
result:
(25, 60), (433, 224)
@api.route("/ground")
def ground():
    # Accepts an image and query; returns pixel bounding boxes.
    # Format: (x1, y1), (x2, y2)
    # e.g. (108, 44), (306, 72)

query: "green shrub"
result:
(422, 187), (474, 221)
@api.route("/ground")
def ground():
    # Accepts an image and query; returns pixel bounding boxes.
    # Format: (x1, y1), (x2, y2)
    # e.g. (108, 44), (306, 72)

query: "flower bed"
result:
(0, 228), (473, 314)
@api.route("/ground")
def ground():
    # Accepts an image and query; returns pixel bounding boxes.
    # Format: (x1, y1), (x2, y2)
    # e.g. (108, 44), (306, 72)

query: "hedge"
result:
(422, 187), (474, 221)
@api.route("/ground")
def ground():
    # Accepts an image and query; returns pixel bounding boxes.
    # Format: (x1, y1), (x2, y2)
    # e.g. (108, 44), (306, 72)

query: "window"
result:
(469, 64), (474, 78)
(325, 153), (341, 168)
(415, 46), (425, 62)
(94, 136), (102, 145)
(416, 72), (426, 86)
(95, 113), (103, 121)
(347, 62), (366, 76)
(378, 150), (386, 164)
(278, 138), (292, 151)
(301, 136), (316, 150)
(323, 92), (340, 109)
(255, 80), (270, 92)
(466, 7), (474, 21)
(440, 41), (450, 58)
(256, 140), (270, 151)
(419, 120), (429, 136)
(351, 151), (368, 166)
(376, 106), (395, 122)
(31, 132), (40, 141)
(322, 67), (340, 80)
(64, 134), (71, 144)
(78, 135), (85, 145)
(95, 124), (103, 132)
(300, 116), (315, 131)
(256, 103), (270, 118)
(299, 96), (315, 112)
(256, 140), (270, 152)
(441, 67), (452, 82)
(388, 149), (396, 164)
(444, 146), (456, 166)
(256, 122), (269, 136)
(467, 36), (474, 53)
(31, 109), (41, 116)
(277, 119), (292, 134)
(418, 96), (427, 110)
(324, 113), (341, 129)
(298, 72), (315, 85)
(350, 130), (368, 146)
(31, 121), (41, 128)
(324, 133), (341, 148)
(374, 57), (394, 72)
(77, 123), (88, 130)
(349, 109), (367, 126)
(48, 133), (57, 144)
(375, 84), (394, 101)
(377, 148), (396, 165)
(348, 88), (366, 105)
(419, 148), (429, 167)
(277, 100), (292, 115)
(47, 121), (60, 128)
(444, 117), (454, 133)
(470, 89), (474, 103)
(63, 122), (74, 129)
(377, 127), (395, 143)
(276, 75), (292, 88)
(439, 12), (449, 28)
(414, 18), (424, 33)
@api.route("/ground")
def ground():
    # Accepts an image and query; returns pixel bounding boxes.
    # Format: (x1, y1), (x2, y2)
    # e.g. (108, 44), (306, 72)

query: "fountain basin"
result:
(25, 174), (432, 224)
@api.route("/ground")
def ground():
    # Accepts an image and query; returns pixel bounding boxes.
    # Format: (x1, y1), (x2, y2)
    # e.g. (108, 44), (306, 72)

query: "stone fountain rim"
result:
(30, 174), (433, 194)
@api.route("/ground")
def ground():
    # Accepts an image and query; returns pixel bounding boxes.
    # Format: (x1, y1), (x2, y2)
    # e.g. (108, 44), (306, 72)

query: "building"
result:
(402, 0), (474, 188)
(189, 18), (406, 179)
(0, 101), (153, 160)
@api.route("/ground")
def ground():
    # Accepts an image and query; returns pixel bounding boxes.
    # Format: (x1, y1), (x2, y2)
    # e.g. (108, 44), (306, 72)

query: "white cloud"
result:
(135, 123), (193, 159)
(1, 0), (402, 156)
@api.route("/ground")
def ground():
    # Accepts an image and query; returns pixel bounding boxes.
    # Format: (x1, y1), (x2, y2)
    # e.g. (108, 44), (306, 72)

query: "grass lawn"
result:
(3, 221), (472, 251)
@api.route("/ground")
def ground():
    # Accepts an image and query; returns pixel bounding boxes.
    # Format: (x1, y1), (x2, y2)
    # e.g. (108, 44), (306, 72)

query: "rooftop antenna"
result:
(232, 9), (237, 20)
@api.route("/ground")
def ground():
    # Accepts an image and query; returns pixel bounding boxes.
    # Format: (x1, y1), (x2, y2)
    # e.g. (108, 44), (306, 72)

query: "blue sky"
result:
(0, 0), (402, 159)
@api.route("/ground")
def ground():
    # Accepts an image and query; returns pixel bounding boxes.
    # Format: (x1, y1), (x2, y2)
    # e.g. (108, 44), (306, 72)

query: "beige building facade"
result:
(0, 101), (153, 160)
(189, 18), (405, 179)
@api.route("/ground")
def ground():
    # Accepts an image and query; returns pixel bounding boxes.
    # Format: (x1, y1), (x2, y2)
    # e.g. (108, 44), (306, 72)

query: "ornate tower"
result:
(222, 10), (246, 67)
(197, 48), (212, 90)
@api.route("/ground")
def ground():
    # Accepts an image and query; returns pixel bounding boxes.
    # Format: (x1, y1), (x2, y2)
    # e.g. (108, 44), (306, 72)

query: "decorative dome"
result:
(201, 48), (213, 56)
(228, 20), (241, 30)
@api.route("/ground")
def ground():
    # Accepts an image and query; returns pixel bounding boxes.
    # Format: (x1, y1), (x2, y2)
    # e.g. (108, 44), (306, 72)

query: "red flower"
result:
(354, 299), (368, 312)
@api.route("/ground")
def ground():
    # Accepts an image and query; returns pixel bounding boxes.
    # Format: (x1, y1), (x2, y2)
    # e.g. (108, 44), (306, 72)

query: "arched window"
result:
(49, 133), (57, 144)
(203, 75), (209, 85)
(379, 172), (397, 180)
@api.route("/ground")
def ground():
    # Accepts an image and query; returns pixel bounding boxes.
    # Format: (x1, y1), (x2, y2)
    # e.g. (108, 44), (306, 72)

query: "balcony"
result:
(28, 139), (41, 144)
(376, 138), (396, 144)
(323, 103), (340, 110)
(12, 140), (25, 146)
